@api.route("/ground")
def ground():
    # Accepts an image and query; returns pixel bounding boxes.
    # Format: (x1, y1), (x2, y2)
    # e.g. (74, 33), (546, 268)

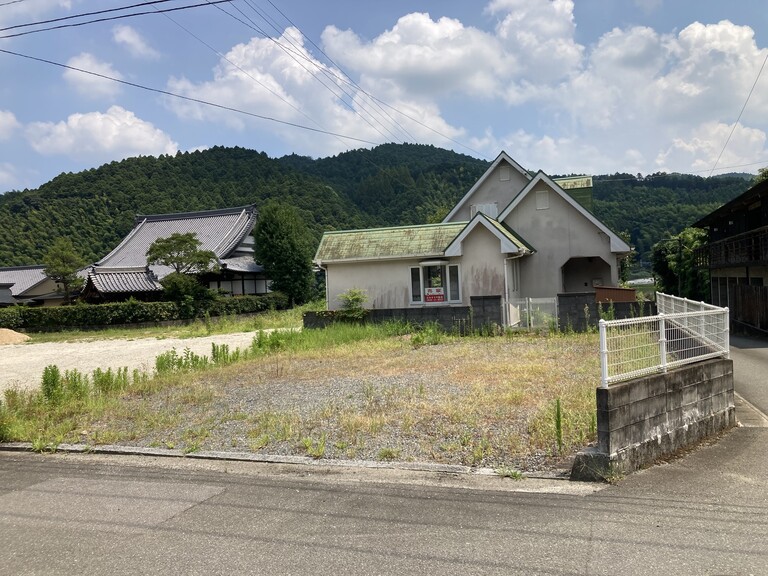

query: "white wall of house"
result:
(503, 180), (618, 297)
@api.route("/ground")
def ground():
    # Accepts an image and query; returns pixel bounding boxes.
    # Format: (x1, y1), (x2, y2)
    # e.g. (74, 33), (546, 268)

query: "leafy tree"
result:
(159, 272), (215, 318)
(146, 232), (218, 275)
(651, 227), (709, 300)
(43, 237), (86, 303)
(254, 202), (316, 306)
(754, 167), (768, 185)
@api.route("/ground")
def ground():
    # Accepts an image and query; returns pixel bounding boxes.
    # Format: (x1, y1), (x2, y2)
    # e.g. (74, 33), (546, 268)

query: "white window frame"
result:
(409, 263), (461, 305)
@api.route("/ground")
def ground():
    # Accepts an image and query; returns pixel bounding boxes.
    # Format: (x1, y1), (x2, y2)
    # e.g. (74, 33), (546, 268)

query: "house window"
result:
(500, 166), (510, 181)
(536, 190), (549, 210)
(410, 264), (461, 304)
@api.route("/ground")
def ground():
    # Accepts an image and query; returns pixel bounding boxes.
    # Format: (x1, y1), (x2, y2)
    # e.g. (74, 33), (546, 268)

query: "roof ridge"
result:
(137, 204), (256, 223)
(325, 221), (468, 235)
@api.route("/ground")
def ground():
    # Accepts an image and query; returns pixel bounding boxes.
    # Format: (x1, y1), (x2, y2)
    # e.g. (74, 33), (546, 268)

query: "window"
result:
(536, 190), (549, 210)
(500, 166), (510, 181)
(410, 264), (461, 304)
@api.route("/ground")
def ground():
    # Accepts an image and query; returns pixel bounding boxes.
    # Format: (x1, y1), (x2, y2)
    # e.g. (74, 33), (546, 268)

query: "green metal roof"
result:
(315, 222), (468, 263)
(484, 216), (535, 253)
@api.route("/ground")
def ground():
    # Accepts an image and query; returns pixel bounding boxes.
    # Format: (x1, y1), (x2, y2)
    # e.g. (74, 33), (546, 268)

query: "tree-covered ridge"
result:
(592, 172), (748, 266)
(0, 144), (753, 271)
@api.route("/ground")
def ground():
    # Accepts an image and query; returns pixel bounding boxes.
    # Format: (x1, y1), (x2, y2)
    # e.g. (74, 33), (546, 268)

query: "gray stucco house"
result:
(314, 152), (631, 321)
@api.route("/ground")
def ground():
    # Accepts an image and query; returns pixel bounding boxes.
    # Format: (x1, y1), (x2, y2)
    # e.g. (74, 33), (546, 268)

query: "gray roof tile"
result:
(0, 266), (47, 296)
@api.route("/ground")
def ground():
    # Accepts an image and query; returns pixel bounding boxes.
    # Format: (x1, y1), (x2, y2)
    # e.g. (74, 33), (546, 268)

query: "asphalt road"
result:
(2, 425), (768, 576)
(730, 334), (768, 416)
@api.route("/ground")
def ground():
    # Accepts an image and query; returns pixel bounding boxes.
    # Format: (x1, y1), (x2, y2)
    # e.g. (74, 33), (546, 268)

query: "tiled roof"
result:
(221, 256), (264, 274)
(87, 268), (162, 294)
(0, 265), (47, 296)
(0, 283), (15, 305)
(315, 222), (467, 263)
(97, 205), (257, 268)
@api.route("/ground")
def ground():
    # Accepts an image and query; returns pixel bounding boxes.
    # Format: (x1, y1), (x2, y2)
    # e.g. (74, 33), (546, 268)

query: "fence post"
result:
(658, 313), (668, 373)
(526, 298), (532, 331)
(724, 307), (730, 359)
(599, 319), (609, 389)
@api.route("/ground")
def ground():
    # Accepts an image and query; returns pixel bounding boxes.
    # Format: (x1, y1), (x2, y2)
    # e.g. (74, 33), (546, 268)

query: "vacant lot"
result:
(1, 327), (601, 473)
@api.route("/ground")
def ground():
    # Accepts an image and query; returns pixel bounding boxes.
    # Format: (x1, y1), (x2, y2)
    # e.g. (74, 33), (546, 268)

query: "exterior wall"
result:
(504, 180), (618, 297)
(446, 161), (529, 222)
(325, 260), (414, 310)
(460, 225), (507, 299)
(558, 292), (656, 332)
(572, 359), (735, 481)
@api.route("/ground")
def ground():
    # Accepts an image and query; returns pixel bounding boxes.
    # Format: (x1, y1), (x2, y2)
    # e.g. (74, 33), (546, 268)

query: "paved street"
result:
(1, 334), (767, 575)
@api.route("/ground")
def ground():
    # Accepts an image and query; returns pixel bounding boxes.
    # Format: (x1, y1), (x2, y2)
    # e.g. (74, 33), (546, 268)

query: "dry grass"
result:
(73, 330), (600, 469)
(1, 324), (601, 471)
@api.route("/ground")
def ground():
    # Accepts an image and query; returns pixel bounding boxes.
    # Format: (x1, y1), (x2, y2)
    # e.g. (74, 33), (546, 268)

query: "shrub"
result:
(41, 365), (63, 404)
(336, 288), (368, 322)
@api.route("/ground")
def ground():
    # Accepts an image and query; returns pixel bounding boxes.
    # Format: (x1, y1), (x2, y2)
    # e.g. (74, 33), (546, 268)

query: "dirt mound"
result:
(0, 328), (30, 345)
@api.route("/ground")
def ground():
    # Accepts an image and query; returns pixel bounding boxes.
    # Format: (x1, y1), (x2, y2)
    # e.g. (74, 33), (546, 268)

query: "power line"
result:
(0, 1), (232, 39)
(0, 0), (183, 31)
(708, 48), (768, 177)
(0, 46), (381, 146)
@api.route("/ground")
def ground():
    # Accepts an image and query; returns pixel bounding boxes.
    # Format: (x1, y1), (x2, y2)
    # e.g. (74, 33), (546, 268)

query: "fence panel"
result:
(506, 297), (557, 330)
(600, 294), (729, 387)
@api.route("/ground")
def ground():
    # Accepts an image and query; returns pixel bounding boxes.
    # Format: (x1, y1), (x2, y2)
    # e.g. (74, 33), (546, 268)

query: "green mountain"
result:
(0, 144), (752, 270)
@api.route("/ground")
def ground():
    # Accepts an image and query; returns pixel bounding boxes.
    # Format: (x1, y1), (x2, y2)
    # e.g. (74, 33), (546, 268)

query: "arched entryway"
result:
(561, 256), (611, 293)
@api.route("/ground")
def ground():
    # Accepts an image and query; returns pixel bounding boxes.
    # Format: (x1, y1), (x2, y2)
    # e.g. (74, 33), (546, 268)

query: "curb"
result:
(0, 442), (571, 481)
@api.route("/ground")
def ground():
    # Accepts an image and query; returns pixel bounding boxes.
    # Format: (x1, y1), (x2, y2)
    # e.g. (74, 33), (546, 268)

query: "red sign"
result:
(425, 287), (445, 302)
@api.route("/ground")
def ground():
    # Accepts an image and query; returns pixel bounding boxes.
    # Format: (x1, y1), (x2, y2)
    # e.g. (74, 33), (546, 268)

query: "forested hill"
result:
(0, 143), (753, 268)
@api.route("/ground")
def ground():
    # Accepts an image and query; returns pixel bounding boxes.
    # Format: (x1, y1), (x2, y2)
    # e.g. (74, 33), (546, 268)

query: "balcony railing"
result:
(694, 226), (768, 269)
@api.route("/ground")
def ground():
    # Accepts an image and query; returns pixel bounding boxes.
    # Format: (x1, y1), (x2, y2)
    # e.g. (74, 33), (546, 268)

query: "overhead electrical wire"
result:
(0, 46), (381, 146)
(708, 48), (768, 177)
(0, 0), (232, 39)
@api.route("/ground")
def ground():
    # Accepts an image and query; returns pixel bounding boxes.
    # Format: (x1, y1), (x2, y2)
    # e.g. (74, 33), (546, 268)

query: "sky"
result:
(1, 0), (767, 193)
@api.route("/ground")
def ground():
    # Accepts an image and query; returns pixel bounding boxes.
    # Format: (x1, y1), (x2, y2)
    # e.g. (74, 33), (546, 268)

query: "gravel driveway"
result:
(0, 332), (261, 395)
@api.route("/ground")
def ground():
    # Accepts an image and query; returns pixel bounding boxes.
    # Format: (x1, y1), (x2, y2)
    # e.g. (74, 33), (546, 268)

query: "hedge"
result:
(0, 292), (289, 331)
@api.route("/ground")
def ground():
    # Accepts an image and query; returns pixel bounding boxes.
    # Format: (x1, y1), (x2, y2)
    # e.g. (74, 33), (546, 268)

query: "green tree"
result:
(43, 237), (86, 303)
(254, 202), (315, 306)
(754, 167), (768, 185)
(651, 227), (709, 300)
(146, 232), (218, 275)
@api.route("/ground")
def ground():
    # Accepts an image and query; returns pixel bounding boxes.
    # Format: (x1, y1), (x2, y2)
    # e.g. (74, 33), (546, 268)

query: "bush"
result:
(0, 293), (288, 331)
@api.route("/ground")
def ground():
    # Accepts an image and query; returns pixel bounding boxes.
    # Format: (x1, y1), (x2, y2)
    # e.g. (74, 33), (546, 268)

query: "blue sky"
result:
(1, 0), (767, 192)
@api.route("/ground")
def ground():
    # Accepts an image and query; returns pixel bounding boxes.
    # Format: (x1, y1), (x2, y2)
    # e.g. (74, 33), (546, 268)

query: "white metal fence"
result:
(505, 297), (558, 330)
(599, 293), (729, 388)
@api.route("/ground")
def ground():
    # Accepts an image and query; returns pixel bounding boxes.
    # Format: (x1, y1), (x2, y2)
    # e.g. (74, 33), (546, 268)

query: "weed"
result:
(301, 433), (327, 458)
(555, 398), (563, 453)
(376, 447), (401, 461)
(41, 365), (63, 405)
(495, 466), (524, 480)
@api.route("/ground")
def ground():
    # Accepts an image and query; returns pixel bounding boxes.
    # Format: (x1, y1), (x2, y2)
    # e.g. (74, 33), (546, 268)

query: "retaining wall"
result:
(572, 358), (735, 481)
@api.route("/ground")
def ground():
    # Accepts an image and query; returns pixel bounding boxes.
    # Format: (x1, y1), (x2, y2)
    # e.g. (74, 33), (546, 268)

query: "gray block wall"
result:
(572, 358), (735, 481)
(557, 292), (656, 332)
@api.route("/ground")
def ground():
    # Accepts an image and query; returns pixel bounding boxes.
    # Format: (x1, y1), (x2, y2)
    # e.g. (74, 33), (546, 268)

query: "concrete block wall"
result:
(572, 358), (735, 481)
(303, 306), (472, 332)
(557, 292), (656, 332)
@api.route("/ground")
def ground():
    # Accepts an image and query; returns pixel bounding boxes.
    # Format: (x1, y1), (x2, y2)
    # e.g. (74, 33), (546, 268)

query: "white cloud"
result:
(0, 110), (20, 140)
(0, 0), (71, 27)
(0, 162), (18, 190)
(25, 106), (178, 162)
(656, 122), (767, 174)
(63, 53), (123, 98)
(113, 25), (160, 59)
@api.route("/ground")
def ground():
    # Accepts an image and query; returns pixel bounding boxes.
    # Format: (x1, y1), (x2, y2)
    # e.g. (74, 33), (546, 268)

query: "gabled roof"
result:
(442, 151), (531, 222)
(0, 283), (15, 305)
(444, 212), (533, 257)
(86, 267), (162, 294)
(0, 265), (48, 296)
(97, 205), (257, 269)
(315, 222), (467, 263)
(498, 171), (631, 253)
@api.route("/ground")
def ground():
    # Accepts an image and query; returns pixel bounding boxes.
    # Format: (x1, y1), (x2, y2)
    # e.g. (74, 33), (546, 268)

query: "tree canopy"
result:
(145, 232), (218, 275)
(253, 202), (315, 306)
(42, 237), (86, 303)
(651, 227), (709, 300)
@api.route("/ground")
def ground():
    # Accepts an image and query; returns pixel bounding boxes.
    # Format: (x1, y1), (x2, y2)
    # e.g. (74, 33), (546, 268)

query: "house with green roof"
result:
(314, 151), (631, 323)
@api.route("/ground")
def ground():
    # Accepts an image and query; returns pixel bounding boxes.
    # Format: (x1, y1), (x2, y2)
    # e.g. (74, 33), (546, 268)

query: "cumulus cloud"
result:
(0, 162), (17, 190)
(63, 53), (123, 98)
(25, 106), (178, 162)
(113, 25), (160, 59)
(0, 111), (20, 140)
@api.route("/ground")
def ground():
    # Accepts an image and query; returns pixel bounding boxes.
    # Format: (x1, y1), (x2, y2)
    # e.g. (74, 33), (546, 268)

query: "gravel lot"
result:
(0, 331), (260, 395)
